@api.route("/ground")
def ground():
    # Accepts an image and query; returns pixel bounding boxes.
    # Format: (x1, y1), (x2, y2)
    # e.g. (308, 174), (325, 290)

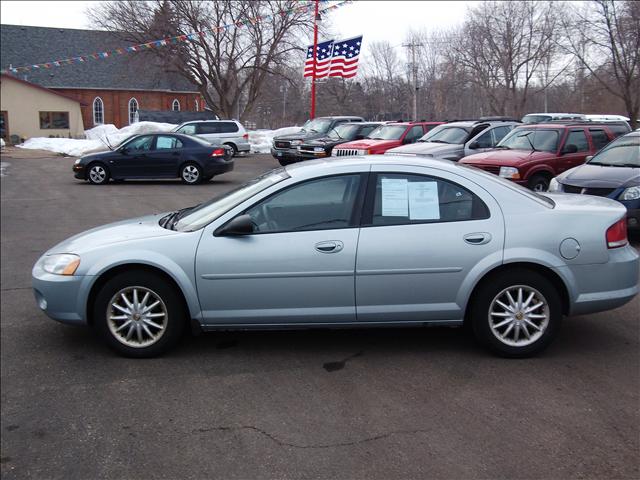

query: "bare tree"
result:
(88, 0), (312, 119)
(448, 1), (559, 117)
(560, 0), (640, 128)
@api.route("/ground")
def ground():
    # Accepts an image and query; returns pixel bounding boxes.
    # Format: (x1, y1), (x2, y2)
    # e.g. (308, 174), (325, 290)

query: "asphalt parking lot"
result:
(1, 148), (639, 479)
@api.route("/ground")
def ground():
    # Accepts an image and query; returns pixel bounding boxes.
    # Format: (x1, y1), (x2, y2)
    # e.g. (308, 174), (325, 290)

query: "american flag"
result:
(303, 36), (363, 79)
(303, 39), (334, 78)
(328, 36), (362, 78)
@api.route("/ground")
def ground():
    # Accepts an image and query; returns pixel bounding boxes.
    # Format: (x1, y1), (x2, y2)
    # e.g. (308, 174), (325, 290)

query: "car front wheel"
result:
(93, 271), (186, 357)
(180, 163), (202, 185)
(528, 174), (550, 192)
(471, 270), (561, 357)
(87, 163), (110, 185)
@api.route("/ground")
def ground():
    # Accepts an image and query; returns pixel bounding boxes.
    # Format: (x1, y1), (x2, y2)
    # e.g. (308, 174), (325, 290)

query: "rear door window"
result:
(198, 123), (221, 134)
(155, 136), (183, 149)
(219, 122), (239, 133)
(589, 128), (610, 150)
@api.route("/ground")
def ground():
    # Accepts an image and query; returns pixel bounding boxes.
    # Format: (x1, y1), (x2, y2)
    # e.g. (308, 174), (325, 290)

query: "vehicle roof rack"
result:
(544, 119), (630, 126)
(477, 116), (521, 122)
(444, 118), (478, 123)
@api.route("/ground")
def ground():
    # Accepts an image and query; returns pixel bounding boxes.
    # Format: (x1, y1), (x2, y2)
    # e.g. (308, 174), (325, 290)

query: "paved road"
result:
(1, 149), (639, 479)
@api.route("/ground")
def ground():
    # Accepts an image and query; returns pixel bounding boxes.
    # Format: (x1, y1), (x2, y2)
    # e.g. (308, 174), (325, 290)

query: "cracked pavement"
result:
(1, 148), (639, 479)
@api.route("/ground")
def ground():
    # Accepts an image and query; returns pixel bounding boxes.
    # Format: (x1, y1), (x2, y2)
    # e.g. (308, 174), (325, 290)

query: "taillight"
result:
(606, 218), (628, 248)
(243, 133), (249, 140)
(211, 148), (225, 157)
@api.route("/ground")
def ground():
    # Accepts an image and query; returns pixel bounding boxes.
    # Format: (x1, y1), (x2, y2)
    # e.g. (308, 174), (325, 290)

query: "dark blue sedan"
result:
(549, 130), (640, 230)
(73, 133), (234, 185)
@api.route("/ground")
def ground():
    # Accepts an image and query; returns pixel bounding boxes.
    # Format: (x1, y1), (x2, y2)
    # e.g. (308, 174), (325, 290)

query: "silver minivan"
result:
(174, 120), (250, 155)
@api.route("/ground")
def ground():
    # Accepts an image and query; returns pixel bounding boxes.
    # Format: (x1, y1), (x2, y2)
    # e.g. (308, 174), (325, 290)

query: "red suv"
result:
(460, 122), (630, 191)
(333, 121), (443, 156)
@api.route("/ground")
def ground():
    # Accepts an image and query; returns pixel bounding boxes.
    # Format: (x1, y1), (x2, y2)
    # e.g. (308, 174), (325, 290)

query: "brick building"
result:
(0, 25), (202, 130)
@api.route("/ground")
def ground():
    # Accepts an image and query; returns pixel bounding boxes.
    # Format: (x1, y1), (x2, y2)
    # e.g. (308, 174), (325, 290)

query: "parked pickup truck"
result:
(459, 121), (631, 191)
(297, 122), (382, 161)
(271, 116), (364, 165)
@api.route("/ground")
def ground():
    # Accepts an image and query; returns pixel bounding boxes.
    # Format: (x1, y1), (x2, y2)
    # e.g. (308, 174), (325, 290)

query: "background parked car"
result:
(333, 121), (443, 156)
(297, 122), (382, 160)
(386, 119), (519, 160)
(271, 116), (364, 165)
(73, 133), (234, 185)
(460, 121), (630, 191)
(548, 130), (639, 230)
(521, 113), (586, 124)
(173, 119), (250, 156)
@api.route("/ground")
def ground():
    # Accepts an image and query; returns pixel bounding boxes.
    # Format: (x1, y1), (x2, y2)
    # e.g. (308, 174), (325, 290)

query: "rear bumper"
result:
(203, 159), (234, 176)
(556, 245), (640, 316)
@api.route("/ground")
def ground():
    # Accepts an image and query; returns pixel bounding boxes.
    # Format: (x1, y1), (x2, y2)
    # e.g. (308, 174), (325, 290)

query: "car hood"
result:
(557, 163), (640, 188)
(336, 139), (400, 150)
(301, 137), (345, 148)
(47, 213), (181, 254)
(79, 150), (119, 163)
(387, 142), (461, 155)
(461, 149), (553, 166)
(274, 130), (325, 142)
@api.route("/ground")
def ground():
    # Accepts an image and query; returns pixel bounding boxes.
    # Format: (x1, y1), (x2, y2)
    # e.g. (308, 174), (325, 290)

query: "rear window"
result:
(219, 122), (239, 133)
(198, 123), (219, 134)
(608, 123), (631, 137)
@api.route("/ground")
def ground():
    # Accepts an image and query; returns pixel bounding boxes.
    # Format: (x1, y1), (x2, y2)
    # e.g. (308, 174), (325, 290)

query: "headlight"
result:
(313, 147), (325, 153)
(499, 166), (520, 179)
(290, 140), (302, 146)
(619, 186), (640, 201)
(74, 158), (81, 165)
(41, 254), (80, 275)
(548, 177), (561, 192)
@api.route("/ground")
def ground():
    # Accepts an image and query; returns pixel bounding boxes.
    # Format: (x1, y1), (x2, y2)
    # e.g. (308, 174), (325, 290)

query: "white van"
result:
(174, 120), (250, 155)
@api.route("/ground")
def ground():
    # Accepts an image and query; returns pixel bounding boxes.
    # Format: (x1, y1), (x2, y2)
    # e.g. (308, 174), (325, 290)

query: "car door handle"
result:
(463, 233), (492, 245)
(315, 240), (344, 253)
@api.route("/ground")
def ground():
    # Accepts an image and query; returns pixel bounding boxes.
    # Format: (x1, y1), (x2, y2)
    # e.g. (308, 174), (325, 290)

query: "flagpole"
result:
(310, 0), (320, 119)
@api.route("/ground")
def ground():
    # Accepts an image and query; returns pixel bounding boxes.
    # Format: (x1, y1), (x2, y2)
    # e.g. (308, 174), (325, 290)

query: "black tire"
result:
(277, 158), (296, 167)
(93, 271), (186, 357)
(470, 269), (562, 358)
(180, 162), (202, 185)
(528, 173), (550, 192)
(224, 143), (238, 156)
(86, 162), (110, 185)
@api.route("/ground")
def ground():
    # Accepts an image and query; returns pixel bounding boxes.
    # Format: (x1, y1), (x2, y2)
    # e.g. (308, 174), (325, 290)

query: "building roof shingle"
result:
(0, 24), (198, 93)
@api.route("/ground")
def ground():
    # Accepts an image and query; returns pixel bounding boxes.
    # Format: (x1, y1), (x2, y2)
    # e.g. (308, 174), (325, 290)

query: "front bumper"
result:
(32, 263), (91, 325)
(270, 147), (301, 163)
(73, 163), (85, 179)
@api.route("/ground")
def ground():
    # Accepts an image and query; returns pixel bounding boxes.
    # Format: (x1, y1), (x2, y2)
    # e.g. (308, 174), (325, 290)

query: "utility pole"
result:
(402, 41), (423, 121)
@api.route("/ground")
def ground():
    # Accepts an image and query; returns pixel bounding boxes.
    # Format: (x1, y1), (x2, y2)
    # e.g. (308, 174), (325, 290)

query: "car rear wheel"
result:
(224, 143), (238, 156)
(93, 271), (186, 357)
(180, 163), (202, 185)
(471, 270), (561, 357)
(528, 174), (550, 192)
(87, 163), (110, 185)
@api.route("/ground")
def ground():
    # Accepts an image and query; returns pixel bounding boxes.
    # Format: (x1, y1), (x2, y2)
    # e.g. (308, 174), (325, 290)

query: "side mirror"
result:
(216, 214), (255, 236)
(563, 144), (578, 154)
(468, 141), (479, 149)
(119, 147), (129, 155)
(585, 155), (593, 162)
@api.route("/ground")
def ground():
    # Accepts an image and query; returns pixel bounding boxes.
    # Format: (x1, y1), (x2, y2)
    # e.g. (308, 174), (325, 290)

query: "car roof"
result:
(523, 113), (585, 117)
(514, 122), (623, 129)
(316, 116), (364, 120)
(176, 119), (240, 124)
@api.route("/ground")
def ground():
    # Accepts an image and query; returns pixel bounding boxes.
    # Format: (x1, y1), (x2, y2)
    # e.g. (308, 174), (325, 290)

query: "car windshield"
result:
(498, 129), (559, 152)
(367, 125), (407, 140)
(588, 135), (640, 167)
(421, 126), (470, 144)
(301, 118), (333, 133)
(172, 168), (290, 232)
(328, 124), (360, 140)
(521, 115), (551, 124)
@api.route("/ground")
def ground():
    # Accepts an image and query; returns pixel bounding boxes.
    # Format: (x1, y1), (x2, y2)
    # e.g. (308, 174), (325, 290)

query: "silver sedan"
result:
(32, 156), (639, 357)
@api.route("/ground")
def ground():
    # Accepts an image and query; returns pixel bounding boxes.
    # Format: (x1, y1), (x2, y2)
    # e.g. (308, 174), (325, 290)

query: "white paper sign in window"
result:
(409, 181), (440, 220)
(381, 178), (408, 216)
(156, 137), (175, 149)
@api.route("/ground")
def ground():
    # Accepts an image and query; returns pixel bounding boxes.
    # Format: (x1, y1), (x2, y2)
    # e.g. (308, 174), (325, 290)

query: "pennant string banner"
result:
(2, 0), (353, 74)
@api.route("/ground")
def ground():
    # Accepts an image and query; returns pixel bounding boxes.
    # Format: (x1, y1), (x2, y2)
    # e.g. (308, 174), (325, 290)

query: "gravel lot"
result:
(1, 148), (639, 479)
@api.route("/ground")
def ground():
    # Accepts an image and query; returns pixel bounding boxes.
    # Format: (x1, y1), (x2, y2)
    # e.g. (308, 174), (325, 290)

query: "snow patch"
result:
(247, 126), (302, 153)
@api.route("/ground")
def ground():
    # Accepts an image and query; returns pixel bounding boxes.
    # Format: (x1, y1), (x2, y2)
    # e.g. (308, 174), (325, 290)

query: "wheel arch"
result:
(85, 263), (197, 330)
(524, 166), (554, 182)
(464, 261), (571, 323)
(223, 142), (237, 152)
(85, 160), (110, 181)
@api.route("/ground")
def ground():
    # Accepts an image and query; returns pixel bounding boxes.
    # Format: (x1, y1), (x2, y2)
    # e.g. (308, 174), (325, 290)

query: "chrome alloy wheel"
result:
(182, 165), (200, 183)
(488, 285), (549, 347)
(89, 165), (107, 183)
(107, 286), (168, 348)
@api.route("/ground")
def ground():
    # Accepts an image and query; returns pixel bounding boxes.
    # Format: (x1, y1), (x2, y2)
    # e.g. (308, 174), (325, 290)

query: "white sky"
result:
(1, 1), (475, 63)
